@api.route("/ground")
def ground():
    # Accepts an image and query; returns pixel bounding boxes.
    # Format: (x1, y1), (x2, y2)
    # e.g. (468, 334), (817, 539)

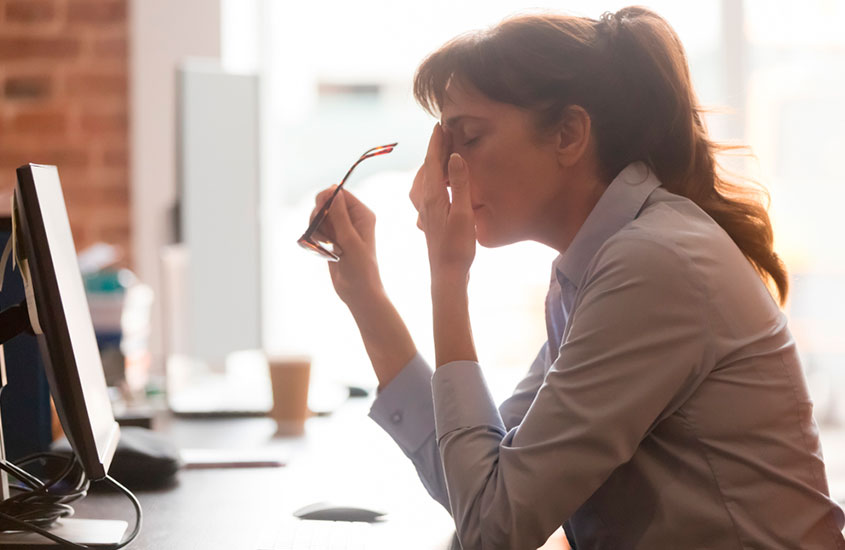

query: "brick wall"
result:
(0, 0), (129, 259)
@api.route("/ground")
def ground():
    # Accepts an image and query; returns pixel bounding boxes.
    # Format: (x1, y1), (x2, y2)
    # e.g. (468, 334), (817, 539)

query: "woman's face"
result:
(439, 79), (564, 248)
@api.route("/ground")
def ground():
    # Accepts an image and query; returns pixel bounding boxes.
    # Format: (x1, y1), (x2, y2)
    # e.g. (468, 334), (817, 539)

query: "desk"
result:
(74, 397), (459, 550)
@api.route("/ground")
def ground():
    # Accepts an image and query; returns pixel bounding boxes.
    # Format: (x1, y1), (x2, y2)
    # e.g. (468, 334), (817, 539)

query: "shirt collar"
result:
(554, 161), (661, 287)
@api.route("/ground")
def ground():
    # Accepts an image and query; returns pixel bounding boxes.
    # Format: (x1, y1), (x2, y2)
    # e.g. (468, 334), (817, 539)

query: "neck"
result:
(533, 167), (607, 255)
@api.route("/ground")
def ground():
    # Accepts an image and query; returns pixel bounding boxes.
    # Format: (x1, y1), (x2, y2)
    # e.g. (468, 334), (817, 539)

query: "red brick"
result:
(66, 71), (126, 97)
(64, 184), (127, 207)
(68, 220), (89, 245)
(102, 148), (127, 168)
(4, 0), (56, 23)
(29, 149), (90, 169)
(0, 0), (130, 261)
(3, 74), (52, 100)
(72, 206), (130, 235)
(10, 110), (66, 133)
(67, 0), (126, 25)
(96, 225), (130, 247)
(0, 150), (25, 170)
(97, 186), (129, 206)
(0, 37), (81, 61)
(93, 37), (127, 58)
(62, 168), (125, 189)
(80, 111), (127, 134)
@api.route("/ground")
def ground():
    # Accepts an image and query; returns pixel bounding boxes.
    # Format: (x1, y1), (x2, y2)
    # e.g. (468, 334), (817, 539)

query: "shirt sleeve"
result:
(368, 344), (552, 514)
(368, 353), (450, 511)
(498, 342), (550, 431)
(431, 236), (713, 550)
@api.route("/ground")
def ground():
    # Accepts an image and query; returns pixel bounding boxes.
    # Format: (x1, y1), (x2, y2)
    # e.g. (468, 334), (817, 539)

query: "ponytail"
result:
(594, 7), (788, 304)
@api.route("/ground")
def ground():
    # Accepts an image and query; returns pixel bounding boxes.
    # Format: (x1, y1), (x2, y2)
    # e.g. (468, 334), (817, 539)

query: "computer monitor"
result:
(11, 164), (120, 480)
(0, 164), (131, 546)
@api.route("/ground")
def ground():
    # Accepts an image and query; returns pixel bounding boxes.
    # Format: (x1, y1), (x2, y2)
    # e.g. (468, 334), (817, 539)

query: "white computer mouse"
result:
(292, 501), (387, 523)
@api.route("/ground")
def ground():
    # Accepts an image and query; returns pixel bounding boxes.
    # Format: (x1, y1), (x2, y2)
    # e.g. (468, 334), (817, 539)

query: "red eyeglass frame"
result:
(297, 143), (398, 261)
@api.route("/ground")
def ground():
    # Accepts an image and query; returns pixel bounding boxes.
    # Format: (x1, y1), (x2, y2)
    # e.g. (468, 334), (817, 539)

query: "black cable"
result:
(0, 452), (88, 528)
(0, 459), (44, 490)
(0, 453), (142, 548)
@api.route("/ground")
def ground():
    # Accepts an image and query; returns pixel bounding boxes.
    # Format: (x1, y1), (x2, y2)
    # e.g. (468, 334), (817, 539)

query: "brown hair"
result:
(413, 6), (788, 304)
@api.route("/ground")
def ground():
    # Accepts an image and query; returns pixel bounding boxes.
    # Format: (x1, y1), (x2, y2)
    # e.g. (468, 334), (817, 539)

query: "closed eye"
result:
(463, 136), (481, 147)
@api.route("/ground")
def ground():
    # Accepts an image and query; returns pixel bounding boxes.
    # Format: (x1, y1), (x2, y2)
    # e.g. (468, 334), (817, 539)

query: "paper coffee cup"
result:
(267, 355), (311, 436)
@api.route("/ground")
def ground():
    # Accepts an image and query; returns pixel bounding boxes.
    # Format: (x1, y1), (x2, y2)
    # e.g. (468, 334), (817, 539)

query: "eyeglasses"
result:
(297, 143), (398, 261)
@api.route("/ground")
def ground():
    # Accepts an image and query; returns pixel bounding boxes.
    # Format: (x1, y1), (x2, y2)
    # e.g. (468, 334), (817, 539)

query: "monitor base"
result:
(0, 518), (127, 547)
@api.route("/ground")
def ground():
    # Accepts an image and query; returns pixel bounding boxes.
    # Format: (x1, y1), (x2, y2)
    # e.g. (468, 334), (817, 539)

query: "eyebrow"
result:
(443, 115), (485, 130)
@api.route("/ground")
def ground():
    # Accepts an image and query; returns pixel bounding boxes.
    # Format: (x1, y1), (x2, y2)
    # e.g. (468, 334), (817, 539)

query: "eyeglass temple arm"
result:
(302, 143), (398, 238)
(304, 144), (398, 234)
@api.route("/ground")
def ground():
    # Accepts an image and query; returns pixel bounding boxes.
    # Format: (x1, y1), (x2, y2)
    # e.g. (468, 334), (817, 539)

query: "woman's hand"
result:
(309, 187), (383, 309)
(410, 123), (476, 285)
(411, 123), (478, 367)
(309, 187), (418, 390)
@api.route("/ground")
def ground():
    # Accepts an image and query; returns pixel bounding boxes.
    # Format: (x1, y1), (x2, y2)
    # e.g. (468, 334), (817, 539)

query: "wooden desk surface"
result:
(74, 398), (458, 550)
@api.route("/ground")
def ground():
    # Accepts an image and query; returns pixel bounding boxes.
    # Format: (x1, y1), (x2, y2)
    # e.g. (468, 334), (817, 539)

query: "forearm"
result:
(347, 289), (417, 390)
(431, 275), (477, 367)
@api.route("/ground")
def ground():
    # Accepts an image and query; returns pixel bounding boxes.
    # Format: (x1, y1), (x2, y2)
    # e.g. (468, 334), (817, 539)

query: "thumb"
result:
(447, 153), (471, 212)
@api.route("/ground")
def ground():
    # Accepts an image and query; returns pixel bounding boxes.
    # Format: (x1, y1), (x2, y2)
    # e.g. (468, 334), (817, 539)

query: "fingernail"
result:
(449, 153), (465, 172)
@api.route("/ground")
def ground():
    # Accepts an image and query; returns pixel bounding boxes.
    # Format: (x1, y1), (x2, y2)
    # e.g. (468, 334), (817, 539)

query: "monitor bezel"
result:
(13, 164), (120, 480)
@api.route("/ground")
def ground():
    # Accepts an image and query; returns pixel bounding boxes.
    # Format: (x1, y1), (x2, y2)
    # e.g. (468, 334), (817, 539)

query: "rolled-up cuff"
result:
(368, 353), (436, 454)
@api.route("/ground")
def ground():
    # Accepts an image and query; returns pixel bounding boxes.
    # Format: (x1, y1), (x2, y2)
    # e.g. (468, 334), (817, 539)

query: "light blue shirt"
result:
(369, 162), (845, 549)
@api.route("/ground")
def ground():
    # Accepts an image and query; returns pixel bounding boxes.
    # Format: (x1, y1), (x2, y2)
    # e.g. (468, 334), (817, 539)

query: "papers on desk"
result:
(180, 448), (287, 469)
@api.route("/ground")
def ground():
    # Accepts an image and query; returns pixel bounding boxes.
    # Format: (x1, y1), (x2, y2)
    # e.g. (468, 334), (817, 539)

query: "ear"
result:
(555, 105), (592, 168)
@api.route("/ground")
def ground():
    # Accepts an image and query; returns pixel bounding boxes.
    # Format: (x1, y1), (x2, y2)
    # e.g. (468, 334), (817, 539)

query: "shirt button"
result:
(391, 412), (402, 423)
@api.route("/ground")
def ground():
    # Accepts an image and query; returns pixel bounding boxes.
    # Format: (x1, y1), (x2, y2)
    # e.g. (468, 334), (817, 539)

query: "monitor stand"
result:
(0, 303), (128, 547)
(0, 519), (128, 547)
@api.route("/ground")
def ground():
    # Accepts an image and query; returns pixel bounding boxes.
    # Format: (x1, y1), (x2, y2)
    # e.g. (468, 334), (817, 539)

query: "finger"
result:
(422, 124), (449, 211)
(337, 188), (376, 243)
(441, 130), (453, 178)
(409, 164), (424, 213)
(325, 189), (360, 249)
(424, 123), (447, 179)
(423, 123), (448, 195)
(310, 186), (337, 224)
(336, 187), (366, 211)
(315, 186), (336, 206)
(447, 153), (472, 215)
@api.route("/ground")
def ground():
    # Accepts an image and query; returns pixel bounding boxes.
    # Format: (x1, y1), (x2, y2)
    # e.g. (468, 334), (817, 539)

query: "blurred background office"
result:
(0, 0), (843, 497)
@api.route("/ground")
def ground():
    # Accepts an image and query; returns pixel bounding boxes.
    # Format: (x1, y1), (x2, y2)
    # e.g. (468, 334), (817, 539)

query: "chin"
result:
(475, 223), (515, 249)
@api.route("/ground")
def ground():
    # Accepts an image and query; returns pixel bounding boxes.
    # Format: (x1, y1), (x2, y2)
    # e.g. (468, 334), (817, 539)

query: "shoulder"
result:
(591, 188), (734, 286)
(583, 215), (711, 308)
(591, 230), (696, 283)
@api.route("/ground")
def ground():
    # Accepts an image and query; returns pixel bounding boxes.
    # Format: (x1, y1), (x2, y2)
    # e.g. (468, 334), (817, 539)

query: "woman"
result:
(309, 7), (845, 549)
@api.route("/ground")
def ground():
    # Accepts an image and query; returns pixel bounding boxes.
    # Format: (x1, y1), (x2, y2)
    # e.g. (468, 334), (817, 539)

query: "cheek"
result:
(467, 153), (522, 208)
(467, 154), (551, 244)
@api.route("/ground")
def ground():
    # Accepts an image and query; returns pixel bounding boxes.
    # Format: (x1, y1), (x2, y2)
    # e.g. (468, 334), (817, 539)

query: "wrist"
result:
(431, 270), (469, 296)
(340, 271), (384, 310)
(346, 290), (417, 390)
(345, 283), (389, 319)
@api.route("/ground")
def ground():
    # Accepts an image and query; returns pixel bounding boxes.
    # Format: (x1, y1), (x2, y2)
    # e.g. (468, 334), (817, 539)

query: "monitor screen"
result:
(13, 164), (119, 480)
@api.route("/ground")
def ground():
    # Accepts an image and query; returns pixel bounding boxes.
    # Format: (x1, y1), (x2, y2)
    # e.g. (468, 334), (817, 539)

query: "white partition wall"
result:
(177, 61), (262, 366)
